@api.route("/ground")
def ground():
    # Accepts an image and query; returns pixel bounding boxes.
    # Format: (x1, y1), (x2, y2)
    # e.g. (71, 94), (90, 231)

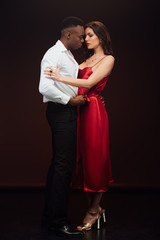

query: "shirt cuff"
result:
(61, 95), (70, 105)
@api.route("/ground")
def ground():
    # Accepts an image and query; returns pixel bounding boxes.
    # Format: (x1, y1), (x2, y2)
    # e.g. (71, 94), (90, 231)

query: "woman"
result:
(44, 21), (115, 231)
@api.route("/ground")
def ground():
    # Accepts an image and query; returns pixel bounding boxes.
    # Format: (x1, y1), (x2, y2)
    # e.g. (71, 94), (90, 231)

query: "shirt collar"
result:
(56, 40), (68, 52)
(56, 40), (77, 65)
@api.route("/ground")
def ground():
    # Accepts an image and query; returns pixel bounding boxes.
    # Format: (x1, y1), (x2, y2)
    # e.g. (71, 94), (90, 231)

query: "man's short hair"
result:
(60, 16), (84, 31)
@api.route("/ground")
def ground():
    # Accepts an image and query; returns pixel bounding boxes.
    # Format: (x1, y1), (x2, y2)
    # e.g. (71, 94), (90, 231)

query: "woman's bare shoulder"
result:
(93, 55), (115, 71)
(103, 55), (115, 63)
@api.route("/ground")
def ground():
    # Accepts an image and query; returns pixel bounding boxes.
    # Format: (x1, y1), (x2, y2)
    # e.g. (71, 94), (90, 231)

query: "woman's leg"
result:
(77, 192), (103, 228)
(87, 192), (103, 212)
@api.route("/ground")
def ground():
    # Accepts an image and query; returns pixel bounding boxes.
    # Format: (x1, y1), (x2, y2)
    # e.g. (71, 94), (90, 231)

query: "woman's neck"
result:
(93, 45), (104, 56)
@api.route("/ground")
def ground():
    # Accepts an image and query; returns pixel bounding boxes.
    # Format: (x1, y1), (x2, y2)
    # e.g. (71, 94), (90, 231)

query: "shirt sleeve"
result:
(39, 50), (70, 105)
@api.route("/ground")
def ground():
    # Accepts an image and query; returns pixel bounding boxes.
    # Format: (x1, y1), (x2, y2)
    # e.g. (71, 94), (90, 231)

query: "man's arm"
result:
(68, 95), (86, 106)
(39, 52), (70, 105)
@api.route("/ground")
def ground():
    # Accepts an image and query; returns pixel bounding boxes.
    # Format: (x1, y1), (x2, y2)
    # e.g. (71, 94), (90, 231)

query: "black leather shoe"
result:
(49, 225), (84, 238)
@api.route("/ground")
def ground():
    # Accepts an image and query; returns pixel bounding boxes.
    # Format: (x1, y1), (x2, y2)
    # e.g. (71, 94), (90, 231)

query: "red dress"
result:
(72, 61), (114, 192)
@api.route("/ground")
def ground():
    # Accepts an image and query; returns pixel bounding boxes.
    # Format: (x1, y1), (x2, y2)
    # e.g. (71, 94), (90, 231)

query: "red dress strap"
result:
(92, 56), (106, 67)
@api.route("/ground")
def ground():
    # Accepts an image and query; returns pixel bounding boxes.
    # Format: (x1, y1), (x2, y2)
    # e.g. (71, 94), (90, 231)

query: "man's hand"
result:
(68, 95), (86, 106)
(100, 95), (105, 106)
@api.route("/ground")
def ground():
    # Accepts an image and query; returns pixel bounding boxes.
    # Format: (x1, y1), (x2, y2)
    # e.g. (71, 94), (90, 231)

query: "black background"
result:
(0, 0), (159, 188)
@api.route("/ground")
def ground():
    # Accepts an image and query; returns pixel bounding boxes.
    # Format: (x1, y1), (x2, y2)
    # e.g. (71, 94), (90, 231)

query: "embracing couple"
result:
(39, 16), (114, 238)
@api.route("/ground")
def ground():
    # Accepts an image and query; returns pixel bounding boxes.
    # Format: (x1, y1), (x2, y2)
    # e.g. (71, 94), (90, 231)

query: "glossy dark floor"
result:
(0, 188), (160, 240)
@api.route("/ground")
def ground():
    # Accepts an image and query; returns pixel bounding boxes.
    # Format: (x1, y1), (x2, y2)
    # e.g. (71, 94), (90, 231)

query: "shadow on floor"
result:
(0, 188), (160, 240)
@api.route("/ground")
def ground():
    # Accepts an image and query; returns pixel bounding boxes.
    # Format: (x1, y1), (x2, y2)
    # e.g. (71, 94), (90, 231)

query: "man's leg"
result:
(44, 102), (77, 226)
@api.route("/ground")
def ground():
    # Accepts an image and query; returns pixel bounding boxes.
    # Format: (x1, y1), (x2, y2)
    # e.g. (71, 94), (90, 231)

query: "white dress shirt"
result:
(39, 40), (78, 105)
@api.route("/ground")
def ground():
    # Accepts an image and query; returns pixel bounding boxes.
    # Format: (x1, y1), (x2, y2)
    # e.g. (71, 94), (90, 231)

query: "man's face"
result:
(68, 25), (84, 50)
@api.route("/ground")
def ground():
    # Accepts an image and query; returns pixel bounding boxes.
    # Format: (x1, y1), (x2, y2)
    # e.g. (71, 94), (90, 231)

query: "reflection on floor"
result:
(0, 188), (160, 240)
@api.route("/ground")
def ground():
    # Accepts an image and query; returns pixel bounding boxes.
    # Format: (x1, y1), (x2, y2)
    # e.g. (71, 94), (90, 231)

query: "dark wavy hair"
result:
(83, 21), (113, 60)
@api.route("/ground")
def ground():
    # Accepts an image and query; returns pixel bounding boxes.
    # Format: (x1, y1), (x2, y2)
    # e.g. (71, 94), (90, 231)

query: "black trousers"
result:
(44, 102), (77, 226)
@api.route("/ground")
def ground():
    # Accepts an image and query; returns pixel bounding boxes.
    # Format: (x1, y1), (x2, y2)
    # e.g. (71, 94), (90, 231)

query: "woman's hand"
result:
(44, 65), (61, 81)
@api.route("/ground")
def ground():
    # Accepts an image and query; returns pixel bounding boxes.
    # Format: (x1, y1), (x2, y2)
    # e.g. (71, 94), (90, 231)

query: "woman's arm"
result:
(44, 55), (115, 89)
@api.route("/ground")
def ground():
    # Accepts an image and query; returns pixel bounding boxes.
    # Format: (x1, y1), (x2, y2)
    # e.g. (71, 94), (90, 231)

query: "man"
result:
(39, 17), (85, 237)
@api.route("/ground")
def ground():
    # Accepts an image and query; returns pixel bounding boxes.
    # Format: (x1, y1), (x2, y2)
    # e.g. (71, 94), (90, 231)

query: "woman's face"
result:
(85, 27), (100, 49)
